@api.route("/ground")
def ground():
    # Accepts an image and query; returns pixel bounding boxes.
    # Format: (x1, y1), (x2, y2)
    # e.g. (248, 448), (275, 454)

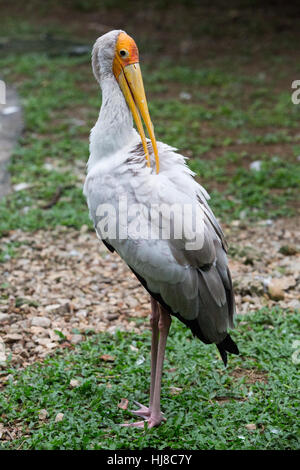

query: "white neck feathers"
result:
(87, 76), (135, 172)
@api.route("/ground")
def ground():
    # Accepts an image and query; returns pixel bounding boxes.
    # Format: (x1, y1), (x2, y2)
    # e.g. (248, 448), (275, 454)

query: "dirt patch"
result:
(214, 395), (246, 404)
(0, 217), (299, 371)
(230, 367), (268, 384)
(203, 142), (298, 162)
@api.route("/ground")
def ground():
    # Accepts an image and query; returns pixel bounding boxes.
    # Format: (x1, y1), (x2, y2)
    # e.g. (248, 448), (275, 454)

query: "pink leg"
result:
(147, 307), (171, 427)
(122, 306), (171, 428)
(129, 297), (159, 419)
(149, 297), (160, 409)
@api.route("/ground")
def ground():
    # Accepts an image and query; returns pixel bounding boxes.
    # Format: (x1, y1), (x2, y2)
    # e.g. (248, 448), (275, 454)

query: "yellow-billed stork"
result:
(84, 30), (239, 428)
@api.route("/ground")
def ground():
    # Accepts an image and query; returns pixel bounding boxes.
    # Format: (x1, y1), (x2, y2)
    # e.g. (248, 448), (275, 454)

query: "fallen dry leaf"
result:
(118, 398), (129, 410)
(55, 413), (64, 423)
(169, 386), (183, 395)
(38, 409), (48, 421)
(100, 354), (115, 362)
(69, 378), (80, 388)
(245, 423), (257, 431)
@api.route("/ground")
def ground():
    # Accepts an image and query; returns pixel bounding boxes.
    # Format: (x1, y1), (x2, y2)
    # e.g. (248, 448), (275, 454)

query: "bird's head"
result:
(92, 30), (159, 173)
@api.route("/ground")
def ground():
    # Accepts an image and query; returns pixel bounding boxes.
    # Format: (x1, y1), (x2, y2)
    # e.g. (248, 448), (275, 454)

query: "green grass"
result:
(0, 308), (299, 450)
(0, 53), (95, 235)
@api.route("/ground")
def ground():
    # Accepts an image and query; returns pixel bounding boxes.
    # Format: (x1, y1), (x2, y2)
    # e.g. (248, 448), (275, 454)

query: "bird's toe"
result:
(120, 412), (166, 429)
(119, 420), (146, 428)
(129, 401), (151, 419)
(147, 413), (166, 428)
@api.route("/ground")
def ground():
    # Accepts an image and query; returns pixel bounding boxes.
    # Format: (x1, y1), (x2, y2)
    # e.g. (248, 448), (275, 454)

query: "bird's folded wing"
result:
(85, 147), (235, 343)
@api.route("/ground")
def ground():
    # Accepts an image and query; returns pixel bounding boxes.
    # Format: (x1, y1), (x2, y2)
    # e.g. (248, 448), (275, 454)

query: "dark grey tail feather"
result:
(217, 334), (239, 367)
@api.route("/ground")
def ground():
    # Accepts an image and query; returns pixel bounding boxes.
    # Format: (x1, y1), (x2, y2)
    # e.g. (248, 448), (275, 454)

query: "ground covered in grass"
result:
(0, 309), (299, 450)
(0, 0), (299, 451)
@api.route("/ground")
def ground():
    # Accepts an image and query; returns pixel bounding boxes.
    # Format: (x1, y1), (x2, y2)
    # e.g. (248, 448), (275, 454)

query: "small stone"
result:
(30, 326), (48, 337)
(55, 413), (64, 423)
(278, 276), (296, 290)
(106, 313), (119, 321)
(75, 309), (88, 319)
(287, 299), (300, 311)
(0, 313), (9, 323)
(36, 338), (57, 349)
(4, 333), (22, 343)
(257, 219), (273, 226)
(126, 298), (138, 308)
(232, 220), (240, 227)
(45, 303), (69, 315)
(80, 224), (89, 233)
(70, 334), (83, 344)
(268, 280), (285, 301)
(31, 316), (51, 328)
(68, 249), (80, 257)
(179, 91), (192, 101)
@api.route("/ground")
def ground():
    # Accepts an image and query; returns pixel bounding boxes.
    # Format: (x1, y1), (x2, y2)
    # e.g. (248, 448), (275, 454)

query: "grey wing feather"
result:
(165, 202), (236, 344)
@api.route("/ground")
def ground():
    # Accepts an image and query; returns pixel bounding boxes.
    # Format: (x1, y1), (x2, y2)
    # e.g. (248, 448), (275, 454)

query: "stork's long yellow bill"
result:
(113, 33), (160, 174)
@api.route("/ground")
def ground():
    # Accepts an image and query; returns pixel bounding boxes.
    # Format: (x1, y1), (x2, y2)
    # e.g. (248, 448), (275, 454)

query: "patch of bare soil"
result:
(230, 367), (268, 384)
(0, 218), (299, 373)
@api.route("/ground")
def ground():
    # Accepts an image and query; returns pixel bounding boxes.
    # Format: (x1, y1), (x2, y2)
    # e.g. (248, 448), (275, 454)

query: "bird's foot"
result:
(120, 413), (166, 429)
(128, 401), (151, 419)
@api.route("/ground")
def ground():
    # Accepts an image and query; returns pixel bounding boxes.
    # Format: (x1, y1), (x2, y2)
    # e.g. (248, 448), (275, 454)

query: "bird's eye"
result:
(119, 49), (129, 58)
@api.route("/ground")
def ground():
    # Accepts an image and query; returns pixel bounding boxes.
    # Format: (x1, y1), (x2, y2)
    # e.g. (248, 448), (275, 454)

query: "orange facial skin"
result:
(112, 31), (160, 174)
(113, 32), (139, 79)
